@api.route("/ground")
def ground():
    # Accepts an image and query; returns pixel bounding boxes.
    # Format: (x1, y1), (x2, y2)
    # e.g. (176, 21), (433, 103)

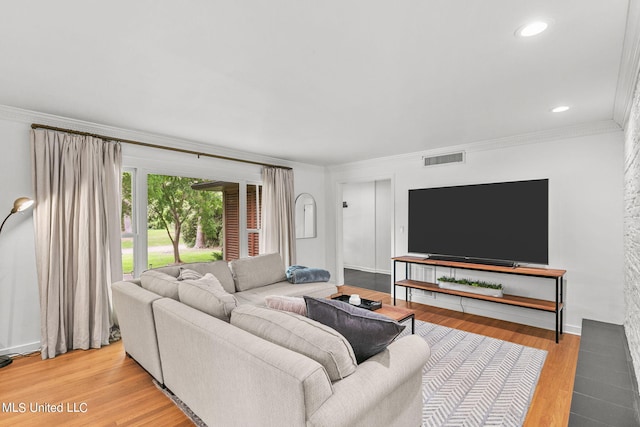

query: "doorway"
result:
(342, 179), (392, 293)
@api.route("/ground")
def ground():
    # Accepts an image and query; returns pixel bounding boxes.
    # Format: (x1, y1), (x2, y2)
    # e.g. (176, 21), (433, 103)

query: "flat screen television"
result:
(408, 179), (548, 266)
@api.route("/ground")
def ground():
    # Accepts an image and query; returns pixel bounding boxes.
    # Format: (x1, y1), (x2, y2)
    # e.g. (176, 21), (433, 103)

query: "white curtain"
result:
(259, 167), (296, 266)
(31, 129), (123, 359)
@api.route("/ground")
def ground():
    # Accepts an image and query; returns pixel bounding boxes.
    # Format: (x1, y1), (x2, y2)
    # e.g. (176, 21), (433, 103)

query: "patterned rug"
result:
(399, 320), (547, 427)
(154, 381), (206, 426)
(158, 320), (547, 427)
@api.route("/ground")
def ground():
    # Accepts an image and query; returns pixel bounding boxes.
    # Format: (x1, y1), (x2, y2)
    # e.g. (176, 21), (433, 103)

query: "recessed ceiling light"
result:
(551, 106), (570, 113)
(516, 21), (549, 37)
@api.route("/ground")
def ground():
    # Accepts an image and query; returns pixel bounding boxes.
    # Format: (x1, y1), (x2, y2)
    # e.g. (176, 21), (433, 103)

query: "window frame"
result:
(121, 168), (262, 277)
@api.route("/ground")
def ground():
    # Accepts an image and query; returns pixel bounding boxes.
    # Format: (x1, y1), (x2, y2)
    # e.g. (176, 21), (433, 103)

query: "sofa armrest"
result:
(308, 335), (430, 427)
(112, 281), (164, 383)
(153, 298), (333, 427)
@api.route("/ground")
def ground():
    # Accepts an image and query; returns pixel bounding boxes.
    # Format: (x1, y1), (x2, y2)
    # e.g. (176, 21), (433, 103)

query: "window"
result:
(121, 170), (135, 280)
(121, 172), (262, 277)
(146, 174), (223, 269)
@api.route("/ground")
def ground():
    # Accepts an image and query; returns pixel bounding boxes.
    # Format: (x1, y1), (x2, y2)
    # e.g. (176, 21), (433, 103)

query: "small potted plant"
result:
(437, 276), (504, 297)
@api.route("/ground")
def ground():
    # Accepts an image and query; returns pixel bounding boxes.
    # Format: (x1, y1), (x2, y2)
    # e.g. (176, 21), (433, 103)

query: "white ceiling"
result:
(0, 1), (631, 165)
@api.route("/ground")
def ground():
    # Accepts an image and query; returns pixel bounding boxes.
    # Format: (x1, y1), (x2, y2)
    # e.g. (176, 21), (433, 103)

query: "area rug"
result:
(154, 381), (206, 426)
(398, 320), (547, 427)
(157, 320), (546, 427)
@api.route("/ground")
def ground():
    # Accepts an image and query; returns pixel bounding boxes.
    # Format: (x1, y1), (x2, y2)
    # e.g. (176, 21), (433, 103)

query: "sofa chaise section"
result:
(153, 298), (430, 427)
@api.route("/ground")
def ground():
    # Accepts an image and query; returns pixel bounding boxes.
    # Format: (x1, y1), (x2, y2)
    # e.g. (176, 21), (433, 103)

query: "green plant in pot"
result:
(437, 276), (504, 297)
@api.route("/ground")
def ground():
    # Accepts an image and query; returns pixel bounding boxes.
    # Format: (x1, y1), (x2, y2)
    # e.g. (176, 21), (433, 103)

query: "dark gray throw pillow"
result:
(304, 296), (405, 363)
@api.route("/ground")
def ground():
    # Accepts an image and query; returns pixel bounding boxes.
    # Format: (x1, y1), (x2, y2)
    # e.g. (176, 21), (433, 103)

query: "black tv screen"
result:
(408, 179), (548, 265)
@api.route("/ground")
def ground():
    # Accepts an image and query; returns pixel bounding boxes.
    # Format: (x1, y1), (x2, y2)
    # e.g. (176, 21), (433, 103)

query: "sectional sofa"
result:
(112, 253), (430, 427)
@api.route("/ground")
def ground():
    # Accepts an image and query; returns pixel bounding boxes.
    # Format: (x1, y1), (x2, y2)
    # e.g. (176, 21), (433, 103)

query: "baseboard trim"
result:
(1, 341), (41, 357)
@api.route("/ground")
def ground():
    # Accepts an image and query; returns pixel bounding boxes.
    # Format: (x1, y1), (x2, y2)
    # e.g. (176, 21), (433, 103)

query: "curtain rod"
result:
(30, 123), (292, 170)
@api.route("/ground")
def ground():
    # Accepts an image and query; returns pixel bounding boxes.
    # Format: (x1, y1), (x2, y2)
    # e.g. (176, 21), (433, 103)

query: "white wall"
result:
(375, 180), (392, 273)
(0, 102), (626, 351)
(293, 164), (328, 270)
(0, 118), (39, 356)
(0, 106), (329, 356)
(328, 129), (625, 335)
(624, 68), (640, 390)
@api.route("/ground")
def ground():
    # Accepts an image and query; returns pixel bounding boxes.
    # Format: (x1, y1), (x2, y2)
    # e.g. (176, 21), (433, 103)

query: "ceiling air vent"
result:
(423, 151), (465, 167)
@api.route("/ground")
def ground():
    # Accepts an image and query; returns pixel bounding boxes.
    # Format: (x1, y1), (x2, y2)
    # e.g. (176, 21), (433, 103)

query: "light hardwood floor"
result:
(0, 285), (579, 426)
(341, 285), (581, 427)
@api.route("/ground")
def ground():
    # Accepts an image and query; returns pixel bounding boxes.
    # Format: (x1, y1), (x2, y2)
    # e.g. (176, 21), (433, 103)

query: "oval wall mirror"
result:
(295, 193), (316, 239)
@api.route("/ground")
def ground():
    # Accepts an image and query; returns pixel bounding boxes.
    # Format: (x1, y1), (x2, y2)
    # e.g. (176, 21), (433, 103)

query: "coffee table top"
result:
(375, 304), (415, 323)
(330, 293), (415, 323)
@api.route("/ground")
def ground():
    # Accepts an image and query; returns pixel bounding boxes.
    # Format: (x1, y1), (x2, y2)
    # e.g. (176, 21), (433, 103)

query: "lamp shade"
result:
(11, 197), (34, 213)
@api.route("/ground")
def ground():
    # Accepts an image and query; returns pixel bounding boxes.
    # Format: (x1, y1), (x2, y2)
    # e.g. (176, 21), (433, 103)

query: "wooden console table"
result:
(392, 256), (566, 343)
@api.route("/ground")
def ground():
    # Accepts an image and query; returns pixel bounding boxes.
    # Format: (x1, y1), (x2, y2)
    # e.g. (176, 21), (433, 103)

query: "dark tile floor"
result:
(569, 319), (640, 427)
(343, 268), (392, 293)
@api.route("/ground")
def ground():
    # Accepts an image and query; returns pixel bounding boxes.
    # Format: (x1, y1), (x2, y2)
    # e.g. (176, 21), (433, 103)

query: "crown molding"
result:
(0, 104), (303, 169)
(613, 0), (640, 128)
(0, 104), (622, 173)
(330, 120), (622, 172)
(459, 120), (622, 153)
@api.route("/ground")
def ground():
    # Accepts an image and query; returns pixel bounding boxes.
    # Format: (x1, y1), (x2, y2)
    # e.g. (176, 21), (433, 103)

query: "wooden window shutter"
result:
(223, 187), (239, 261)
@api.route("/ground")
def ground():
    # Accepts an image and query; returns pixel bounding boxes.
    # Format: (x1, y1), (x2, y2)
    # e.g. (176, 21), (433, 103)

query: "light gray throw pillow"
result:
(230, 305), (357, 381)
(178, 273), (238, 321)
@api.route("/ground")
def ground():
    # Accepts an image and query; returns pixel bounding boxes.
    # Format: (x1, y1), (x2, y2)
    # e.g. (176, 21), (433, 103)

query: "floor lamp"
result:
(0, 197), (35, 368)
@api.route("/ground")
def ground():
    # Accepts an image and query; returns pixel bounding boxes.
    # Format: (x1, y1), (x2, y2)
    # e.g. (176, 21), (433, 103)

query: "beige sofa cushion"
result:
(231, 305), (357, 381)
(178, 274), (238, 321)
(234, 280), (337, 306)
(230, 253), (287, 292)
(148, 265), (181, 277)
(140, 269), (179, 300)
